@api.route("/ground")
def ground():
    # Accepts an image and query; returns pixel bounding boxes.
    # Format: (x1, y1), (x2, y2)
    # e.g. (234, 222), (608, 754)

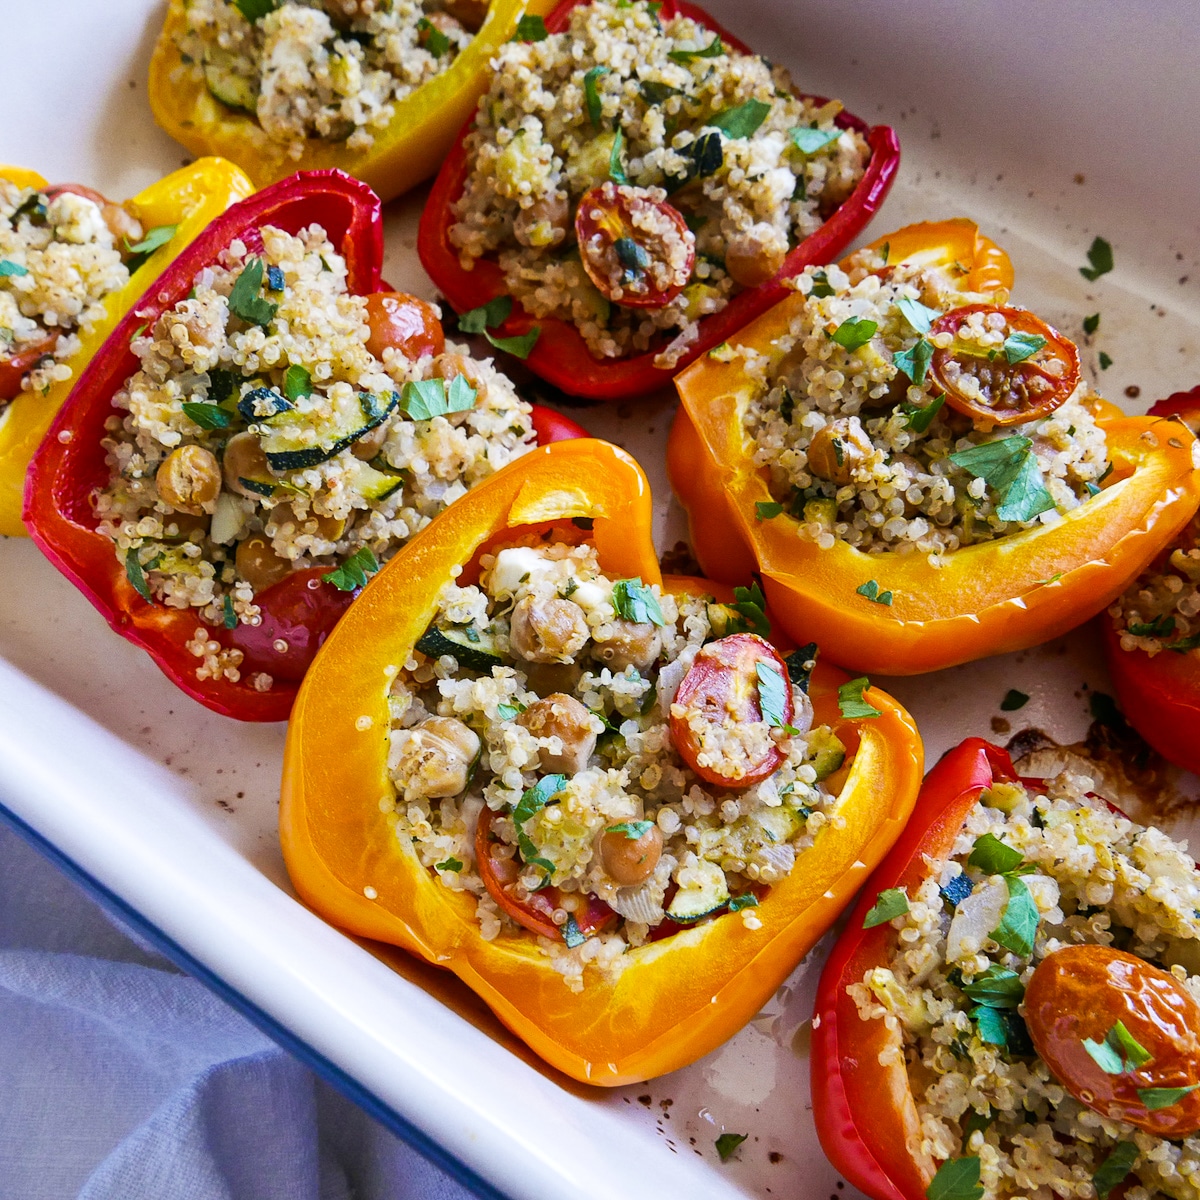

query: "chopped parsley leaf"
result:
(123, 223), (177, 270)
(496, 703), (526, 721)
(1080, 236), (1114, 281)
(949, 436), (1055, 523)
(990, 874), (1039, 957)
(228, 257), (278, 327)
(612, 578), (665, 626)
(714, 1132), (747, 1162)
(838, 676), (881, 719)
(1000, 688), (1029, 711)
(830, 316), (878, 351)
(0, 259), (30, 277)
(1083, 312), (1100, 336)
(789, 125), (841, 156)
(1138, 1084), (1199, 1110)
(283, 363), (312, 401)
(486, 326), (541, 359)
(417, 17), (451, 55)
(728, 893), (758, 912)
(926, 1156), (983, 1200)
(234, 0), (277, 19)
(180, 402), (231, 430)
(1003, 330), (1047, 364)
(1083, 1020), (1153, 1075)
(124, 546), (156, 603)
(668, 35), (723, 63)
(607, 820), (654, 840)
(513, 14), (548, 41)
(856, 579), (893, 605)
(755, 500), (784, 520)
(1099, 351), (1113, 370)
(399, 375), (477, 420)
(897, 296), (938, 334)
(435, 857), (463, 872)
(562, 914), (587, 948)
(322, 547), (379, 592)
(968, 832), (1024, 875)
(961, 965), (1024, 1009)
(709, 99), (771, 139)
(755, 661), (790, 728)
(863, 887), (909, 928)
(457, 295), (513, 334)
(894, 337), (934, 385)
(222, 594), (237, 630)
(902, 391), (945, 432)
(1093, 1142), (1138, 1200)
(584, 65), (610, 127)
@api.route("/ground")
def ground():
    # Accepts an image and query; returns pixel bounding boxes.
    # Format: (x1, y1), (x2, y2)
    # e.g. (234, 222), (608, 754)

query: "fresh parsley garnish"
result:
(961, 1109), (992, 1143)
(607, 820), (654, 840)
(1002, 331), (1047, 364)
(1128, 614), (1176, 638)
(830, 316), (878, 351)
(714, 1132), (747, 1162)
(181, 401), (231, 430)
(926, 1156), (983, 1200)
(961, 965), (1024, 1008)
(458, 294), (513, 333)
(838, 676), (881, 719)
(755, 501), (784, 520)
(856, 579), (893, 605)
(123, 223), (177, 270)
(989, 873), (1039, 957)
(1000, 688), (1029, 711)
(487, 327), (541, 359)
(863, 887), (909, 928)
(513, 13), (547, 41)
(728, 893), (758, 912)
(639, 80), (680, 104)
(1083, 312), (1100, 336)
(668, 35), (723, 63)
(967, 832), (1024, 875)
(0, 259), (29, 277)
(322, 547), (379, 592)
(901, 391), (944, 431)
(417, 17), (451, 55)
(496, 703), (525, 721)
(612, 578), (665, 626)
(435, 857), (463, 872)
(609, 125), (628, 185)
(228, 257), (278, 327)
(584, 65), (610, 127)
(399, 375), (477, 420)
(284, 363), (312, 401)
(513, 774), (568, 877)
(234, 0), (277, 20)
(897, 297), (937, 334)
(755, 661), (791, 729)
(124, 546), (156, 603)
(1138, 1084), (1199, 1110)
(1099, 351), (1113, 370)
(1092, 1142), (1138, 1200)
(949, 436), (1055, 523)
(1080, 236), (1114, 281)
(789, 126), (841, 156)
(729, 583), (770, 636)
(222, 593), (237, 629)
(1083, 1020), (1154, 1075)
(894, 338), (934, 385)
(562, 914), (587, 948)
(709, 99), (771, 140)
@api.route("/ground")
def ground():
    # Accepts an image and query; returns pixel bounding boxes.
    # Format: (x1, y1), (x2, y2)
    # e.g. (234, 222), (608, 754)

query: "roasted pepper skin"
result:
(23, 170), (587, 722)
(148, 0), (556, 201)
(0, 158), (254, 537)
(417, 0), (900, 402)
(669, 220), (1200, 674)
(810, 738), (1016, 1200)
(1101, 389), (1200, 775)
(279, 437), (924, 1085)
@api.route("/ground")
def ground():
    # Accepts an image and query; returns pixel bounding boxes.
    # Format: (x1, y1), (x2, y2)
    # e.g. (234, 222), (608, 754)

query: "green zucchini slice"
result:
(415, 626), (505, 673)
(261, 390), (398, 471)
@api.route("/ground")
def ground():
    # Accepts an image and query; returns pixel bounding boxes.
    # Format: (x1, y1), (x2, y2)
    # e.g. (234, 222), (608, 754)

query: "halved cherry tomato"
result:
(475, 805), (617, 941)
(930, 303), (1080, 427)
(44, 183), (145, 258)
(364, 291), (445, 363)
(575, 182), (694, 310)
(669, 632), (792, 788)
(1024, 944), (1200, 1138)
(0, 332), (59, 402)
(228, 567), (358, 682)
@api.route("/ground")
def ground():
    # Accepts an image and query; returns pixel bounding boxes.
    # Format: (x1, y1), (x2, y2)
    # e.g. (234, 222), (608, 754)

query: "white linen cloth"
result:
(0, 821), (479, 1200)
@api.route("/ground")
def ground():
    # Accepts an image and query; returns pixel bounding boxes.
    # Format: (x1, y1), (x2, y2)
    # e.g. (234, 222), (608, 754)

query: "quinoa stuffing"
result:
(386, 540), (850, 990)
(177, 0), (484, 159)
(93, 221), (535, 689)
(744, 246), (1111, 561)
(852, 768), (1200, 1199)
(448, 0), (870, 367)
(0, 180), (145, 407)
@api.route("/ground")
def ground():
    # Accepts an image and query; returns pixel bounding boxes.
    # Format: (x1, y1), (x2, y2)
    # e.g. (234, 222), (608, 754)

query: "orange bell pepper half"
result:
(0, 157), (253, 537)
(668, 219), (1200, 674)
(279, 437), (923, 1085)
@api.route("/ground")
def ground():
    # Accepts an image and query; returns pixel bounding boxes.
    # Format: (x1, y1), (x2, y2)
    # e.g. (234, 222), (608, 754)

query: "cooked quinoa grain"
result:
(93, 222), (535, 686)
(852, 770), (1200, 1200)
(449, 0), (869, 367)
(178, 0), (476, 158)
(745, 247), (1110, 559)
(387, 540), (848, 990)
(0, 181), (138, 405)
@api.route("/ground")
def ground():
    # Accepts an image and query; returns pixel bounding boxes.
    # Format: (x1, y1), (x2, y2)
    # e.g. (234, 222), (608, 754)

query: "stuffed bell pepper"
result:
(0, 158), (253, 537)
(813, 738), (1200, 1200)
(279, 437), (923, 1084)
(417, 0), (899, 400)
(669, 219), (1200, 674)
(24, 170), (586, 722)
(149, 0), (556, 201)
(1102, 388), (1200, 776)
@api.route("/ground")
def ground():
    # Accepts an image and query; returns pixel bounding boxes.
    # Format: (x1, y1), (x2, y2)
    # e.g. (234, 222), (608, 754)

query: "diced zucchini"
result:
(349, 461), (405, 503)
(203, 50), (257, 114)
(808, 728), (846, 782)
(415, 626), (504, 673)
(237, 386), (292, 422)
(260, 390), (397, 471)
(804, 497), (837, 528)
(755, 807), (803, 844)
(667, 859), (730, 922)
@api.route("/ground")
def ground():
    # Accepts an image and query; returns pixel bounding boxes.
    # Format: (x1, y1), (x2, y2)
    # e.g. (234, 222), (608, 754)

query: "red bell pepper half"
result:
(810, 737), (1016, 1200)
(1100, 387), (1200, 774)
(417, 0), (901, 402)
(24, 169), (587, 723)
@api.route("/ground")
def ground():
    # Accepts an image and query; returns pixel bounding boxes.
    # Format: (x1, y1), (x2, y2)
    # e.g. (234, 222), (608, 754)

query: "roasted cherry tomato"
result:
(575, 182), (694, 309)
(475, 805), (617, 941)
(669, 632), (792, 788)
(0, 333), (59, 402)
(44, 183), (145, 258)
(364, 292), (445, 363)
(929, 303), (1080, 427)
(228, 567), (358, 682)
(1024, 944), (1200, 1138)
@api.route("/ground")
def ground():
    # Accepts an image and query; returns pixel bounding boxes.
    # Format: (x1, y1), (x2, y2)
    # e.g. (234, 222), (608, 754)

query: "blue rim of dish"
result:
(0, 798), (511, 1200)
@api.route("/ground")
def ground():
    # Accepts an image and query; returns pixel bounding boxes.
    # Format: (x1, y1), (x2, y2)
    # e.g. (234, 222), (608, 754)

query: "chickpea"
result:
(156, 445), (221, 513)
(599, 823), (663, 887)
(432, 352), (485, 392)
(724, 224), (788, 289)
(394, 716), (481, 802)
(523, 661), (584, 698)
(309, 512), (346, 541)
(235, 533), (293, 593)
(509, 594), (590, 664)
(222, 432), (274, 499)
(594, 618), (661, 673)
(513, 193), (570, 250)
(350, 420), (390, 461)
(441, 0), (489, 31)
(806, 418), (873, 485)
(517, 693), (598, 775)
(161, 512), (210, 543)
